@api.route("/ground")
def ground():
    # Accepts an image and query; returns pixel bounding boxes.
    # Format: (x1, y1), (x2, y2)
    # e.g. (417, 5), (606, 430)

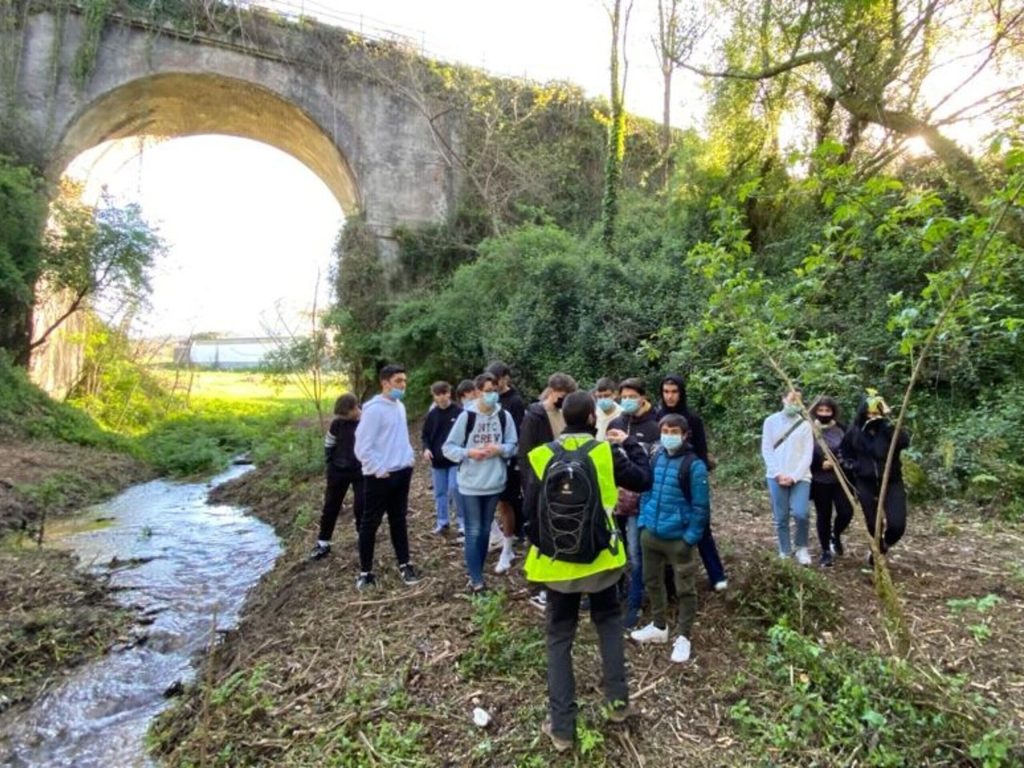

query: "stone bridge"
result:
(2, 2), (460, 248)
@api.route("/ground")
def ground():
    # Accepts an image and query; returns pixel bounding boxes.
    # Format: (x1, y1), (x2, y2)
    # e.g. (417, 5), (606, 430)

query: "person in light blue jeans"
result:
(761, 388), (814, 565)
(421, 381), (466, 536)
(443, 372), (518, 591)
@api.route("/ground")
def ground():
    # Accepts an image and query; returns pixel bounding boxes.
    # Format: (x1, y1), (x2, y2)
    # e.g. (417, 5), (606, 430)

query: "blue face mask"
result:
(784, 403), (801, 417)
(596, 397), (615, 412)
(390, 387), (405, 401)
(620, 397), (639, 414)
(482, 391), (500, 408)
(661, 434), (683, 452)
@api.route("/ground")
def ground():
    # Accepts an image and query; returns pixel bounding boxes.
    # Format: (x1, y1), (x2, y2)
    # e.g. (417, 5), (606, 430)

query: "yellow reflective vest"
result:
(523, 435), (628, 585)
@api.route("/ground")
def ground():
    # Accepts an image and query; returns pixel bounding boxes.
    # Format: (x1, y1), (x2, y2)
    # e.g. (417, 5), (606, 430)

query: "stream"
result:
(0, 463), (281, 767)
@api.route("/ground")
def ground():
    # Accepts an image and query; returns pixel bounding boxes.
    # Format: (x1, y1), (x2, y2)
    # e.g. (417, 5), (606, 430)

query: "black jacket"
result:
(499, 387), (528, 429)
(840, 418), (910, 484)
(518, 402), (557, 474)
(655, 373), (710, 463)
(421, 403), (462, 469)
(325, 417), (361, 473)
(810, 422), (846, 485)
(608, 406), (661, 450)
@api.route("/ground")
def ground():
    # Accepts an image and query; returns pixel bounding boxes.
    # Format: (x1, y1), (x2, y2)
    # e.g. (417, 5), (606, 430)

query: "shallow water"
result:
(0, 464), (281, 768)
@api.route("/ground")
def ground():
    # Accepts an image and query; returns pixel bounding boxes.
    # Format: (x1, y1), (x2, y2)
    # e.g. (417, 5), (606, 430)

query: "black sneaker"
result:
(819, 551), (834, 568)
(356, 572), (377, 591)
(309, 542), (331, 560)
(832, 535), (844, 556)
(399, 563), (421, 586)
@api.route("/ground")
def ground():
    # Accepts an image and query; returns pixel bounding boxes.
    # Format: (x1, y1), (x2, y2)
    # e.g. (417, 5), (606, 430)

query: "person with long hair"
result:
(808, 396), (853, 567)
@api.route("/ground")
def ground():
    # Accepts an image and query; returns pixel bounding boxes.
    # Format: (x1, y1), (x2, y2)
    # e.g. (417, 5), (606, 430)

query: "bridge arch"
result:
(55, 72), (360, 216)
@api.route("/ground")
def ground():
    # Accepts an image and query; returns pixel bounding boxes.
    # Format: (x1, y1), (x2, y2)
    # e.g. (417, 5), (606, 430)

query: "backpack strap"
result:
(676, 450), (697, 504)
(462, 409), (510, 448)
(460, 411), (478, 448)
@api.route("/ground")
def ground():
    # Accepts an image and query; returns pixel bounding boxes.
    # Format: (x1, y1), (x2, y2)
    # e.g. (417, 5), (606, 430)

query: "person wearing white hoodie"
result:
(354, 364), (421, 591)
(761, 388), (814, 565)
(594, 377), (623, 441)
(443, 372), (518, 592)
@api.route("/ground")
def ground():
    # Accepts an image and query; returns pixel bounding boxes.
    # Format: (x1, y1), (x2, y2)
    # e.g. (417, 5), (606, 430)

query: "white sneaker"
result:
(529, 590), (548, 610)
(779, 551), (791, 560)
(670, 635), (691, 663)
(495, 539), (515, 574)
(630, 622), (669, 644)
(795, 547), (812, 566)
(713, 579), (728, 592)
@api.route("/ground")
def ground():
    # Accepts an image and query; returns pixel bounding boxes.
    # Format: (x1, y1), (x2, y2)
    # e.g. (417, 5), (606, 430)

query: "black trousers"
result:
(857, 478), (907, 553)
(545, 584), (627, 741)
(358, 468), (413, 573)
(811, 481), (853, 552)
(317, 469), (365, 542)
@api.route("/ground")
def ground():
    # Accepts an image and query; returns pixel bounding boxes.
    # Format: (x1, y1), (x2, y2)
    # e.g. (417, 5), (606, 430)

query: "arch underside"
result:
(55, 73), (359, 215)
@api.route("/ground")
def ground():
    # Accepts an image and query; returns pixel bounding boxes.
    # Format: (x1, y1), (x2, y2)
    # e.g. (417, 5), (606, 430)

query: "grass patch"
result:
(459, 591), (546, 679)
(732, 552), (842, 636)
(730, 620), (1019, 767)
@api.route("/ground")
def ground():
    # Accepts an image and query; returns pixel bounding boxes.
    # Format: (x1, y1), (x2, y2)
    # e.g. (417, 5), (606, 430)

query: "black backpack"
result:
(534, 439), (617, 564)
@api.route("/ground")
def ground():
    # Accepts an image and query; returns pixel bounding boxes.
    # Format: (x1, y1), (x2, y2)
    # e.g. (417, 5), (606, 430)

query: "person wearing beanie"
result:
(656, 374), (727, 591)
(523, 391), (652, 752)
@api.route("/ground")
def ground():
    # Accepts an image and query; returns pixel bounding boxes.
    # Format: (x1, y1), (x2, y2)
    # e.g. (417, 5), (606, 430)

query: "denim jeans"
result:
(430, 466), (464, 531)
(462, 492), (499, 586)
(767, 478), (811, 555)
(697, 523), (726, 586)
(615, 515), (644, 613)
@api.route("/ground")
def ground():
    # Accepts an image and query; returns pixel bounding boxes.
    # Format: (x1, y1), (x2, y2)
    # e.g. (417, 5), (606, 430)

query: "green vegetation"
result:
(459, 591), (546, 679)
(730, 621), (1015, 767)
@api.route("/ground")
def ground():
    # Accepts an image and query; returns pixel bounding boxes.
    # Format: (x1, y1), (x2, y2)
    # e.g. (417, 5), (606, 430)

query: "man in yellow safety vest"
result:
(523, 390), (652, 752)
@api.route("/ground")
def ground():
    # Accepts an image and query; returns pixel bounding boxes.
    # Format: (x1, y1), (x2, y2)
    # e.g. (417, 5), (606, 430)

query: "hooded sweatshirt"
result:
(354, 394), (415, 477)
(442, 405), (518, 495)
(655, 374), (710, 464)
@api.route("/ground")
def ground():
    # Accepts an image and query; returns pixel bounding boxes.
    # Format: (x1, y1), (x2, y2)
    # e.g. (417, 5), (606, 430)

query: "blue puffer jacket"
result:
(638, 449), (710, 545)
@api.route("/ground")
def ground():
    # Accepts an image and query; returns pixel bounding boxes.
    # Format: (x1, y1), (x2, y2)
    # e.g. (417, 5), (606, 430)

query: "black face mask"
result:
(815, 414), (834, 424)
(554, 396), (565, 409)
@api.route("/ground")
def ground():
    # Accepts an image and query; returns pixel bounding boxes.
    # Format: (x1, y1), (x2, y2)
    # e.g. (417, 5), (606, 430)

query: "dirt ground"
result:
(0, 439), (152, 714)
(150, 452), (1024, 767)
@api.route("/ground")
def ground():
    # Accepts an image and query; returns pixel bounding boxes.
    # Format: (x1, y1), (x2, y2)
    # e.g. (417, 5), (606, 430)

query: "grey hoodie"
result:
(442, 405), (518, 496)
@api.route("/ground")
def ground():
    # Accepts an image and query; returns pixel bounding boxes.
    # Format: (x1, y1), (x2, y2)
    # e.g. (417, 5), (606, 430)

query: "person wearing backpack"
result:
(608, 377), (660, 628)
(443, 372), (518, 592)
(761, 387), (814, 564)
(309, 393), (364, 560)
(523, 391), (652, 753)
(630, 414), (709, 663)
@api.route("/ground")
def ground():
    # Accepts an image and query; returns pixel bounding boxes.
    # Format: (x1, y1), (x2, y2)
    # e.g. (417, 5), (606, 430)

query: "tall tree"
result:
(652, 0), (708, 187)
(32, 182), (164, 353)
(602, 0), (634, 251)
(675, 0), (1024, 244)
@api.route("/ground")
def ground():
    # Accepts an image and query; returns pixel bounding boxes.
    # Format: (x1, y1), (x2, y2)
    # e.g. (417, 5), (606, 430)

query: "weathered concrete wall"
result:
(7, 7), (458, 240)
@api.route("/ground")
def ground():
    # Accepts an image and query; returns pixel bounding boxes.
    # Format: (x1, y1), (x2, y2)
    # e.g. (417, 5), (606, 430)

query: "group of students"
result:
(311, 362), (910, 753)
(762, 387), (911, 569)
